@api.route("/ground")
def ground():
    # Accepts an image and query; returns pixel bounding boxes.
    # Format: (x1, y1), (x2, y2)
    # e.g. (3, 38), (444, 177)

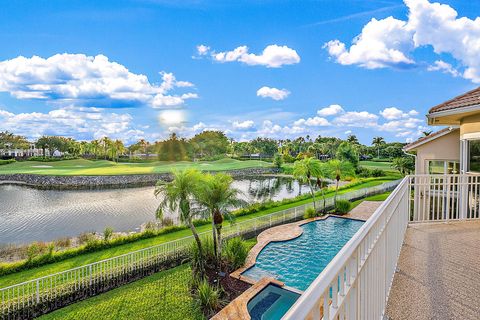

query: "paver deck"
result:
(386, 221), (480, 320)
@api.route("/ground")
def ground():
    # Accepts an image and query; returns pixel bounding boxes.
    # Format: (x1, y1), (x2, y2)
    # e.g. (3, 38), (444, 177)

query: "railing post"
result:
(36, 279), (40, 304)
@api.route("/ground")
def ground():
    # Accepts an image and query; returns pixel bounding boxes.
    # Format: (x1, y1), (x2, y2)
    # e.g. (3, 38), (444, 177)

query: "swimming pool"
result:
(242, 217), (364, 291)
(247, 284), (300, 320)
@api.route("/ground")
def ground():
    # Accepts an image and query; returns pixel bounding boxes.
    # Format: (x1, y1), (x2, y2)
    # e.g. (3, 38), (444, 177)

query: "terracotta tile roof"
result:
(429, 87), (480, 114)
(403, 127), (457, 151)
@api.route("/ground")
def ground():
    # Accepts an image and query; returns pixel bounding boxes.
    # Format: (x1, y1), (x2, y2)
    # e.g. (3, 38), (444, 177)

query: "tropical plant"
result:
(335, 200), (352, 214)
(303, 206), (316, 219)
(372, 136), (385, 159)
(336, 141), (359, 167)
(195, 173), (246, 264)
(327, 159), (355, 205)
(155, 169), (205, 277)
(222, 237), (248, 270)
(293, 157), (322, 210)
(194, 279), (221, 316)
(392, 157), (415, 175)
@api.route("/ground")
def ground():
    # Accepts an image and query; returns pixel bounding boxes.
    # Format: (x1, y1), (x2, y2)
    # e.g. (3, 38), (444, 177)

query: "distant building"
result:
(0, 143), (45, 158)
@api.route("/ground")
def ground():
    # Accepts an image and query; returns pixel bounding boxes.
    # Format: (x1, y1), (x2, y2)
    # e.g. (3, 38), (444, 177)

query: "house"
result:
(0, 143), (44, 158)
(404, 86), (480, 174)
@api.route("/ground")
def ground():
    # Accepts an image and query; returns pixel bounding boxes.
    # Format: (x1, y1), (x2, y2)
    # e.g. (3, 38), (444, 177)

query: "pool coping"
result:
(230, 214), (366, 284)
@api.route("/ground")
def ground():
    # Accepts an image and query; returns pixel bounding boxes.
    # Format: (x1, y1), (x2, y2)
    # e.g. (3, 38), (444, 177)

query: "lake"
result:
(0, 176), (318, 244)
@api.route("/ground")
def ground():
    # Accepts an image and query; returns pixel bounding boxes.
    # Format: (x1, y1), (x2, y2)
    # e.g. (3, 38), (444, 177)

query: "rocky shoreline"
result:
(0, 167), (280, 190)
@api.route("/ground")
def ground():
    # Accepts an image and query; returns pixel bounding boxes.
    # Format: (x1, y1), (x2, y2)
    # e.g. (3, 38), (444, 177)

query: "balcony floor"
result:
(385, 221), (480, 320)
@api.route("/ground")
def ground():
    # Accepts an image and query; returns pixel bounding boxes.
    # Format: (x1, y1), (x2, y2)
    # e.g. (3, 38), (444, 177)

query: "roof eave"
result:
(427, 104), (480, 125)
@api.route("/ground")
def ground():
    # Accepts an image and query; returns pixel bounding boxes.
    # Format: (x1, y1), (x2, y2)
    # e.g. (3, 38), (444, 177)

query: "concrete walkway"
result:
(386, 221), (480, 320)
(345, 201), (383, 221)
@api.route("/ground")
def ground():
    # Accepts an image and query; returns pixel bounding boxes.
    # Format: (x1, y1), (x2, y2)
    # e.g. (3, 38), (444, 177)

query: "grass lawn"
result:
(350, 192), (392, 210)
(39, 264), (204, 320)
(0, 158), (271, 176)
(359, 160), (398, 173)
(40, 238), (258, 320)
(0, 177), (397, 288)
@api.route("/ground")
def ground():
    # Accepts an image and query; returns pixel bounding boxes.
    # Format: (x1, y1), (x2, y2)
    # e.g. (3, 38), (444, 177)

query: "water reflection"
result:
(0, 176), (321, 244)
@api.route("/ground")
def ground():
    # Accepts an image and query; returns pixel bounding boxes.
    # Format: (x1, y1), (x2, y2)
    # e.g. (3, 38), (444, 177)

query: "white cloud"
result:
(317, 104), (344, 116)
(324, 0), (480, 83)
(196, 45), (210, 56)
(380, 107), (418, 120)
(324, 16), (414, 69)
(0, 106), (145, 143)
(333, 111), (379, 127)
(293, 116), (330, 127)
(206, 44), (300, 68)
(427, 60), (460, 77)
(0, 53), (197, 108)
(232, 120), (255, 130)
(256, 86), (290, 100)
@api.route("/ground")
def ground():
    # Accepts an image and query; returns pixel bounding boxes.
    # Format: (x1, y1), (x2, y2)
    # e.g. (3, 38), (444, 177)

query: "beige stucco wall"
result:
(460, 113), (480, 139)
(414, 130), (460, 174)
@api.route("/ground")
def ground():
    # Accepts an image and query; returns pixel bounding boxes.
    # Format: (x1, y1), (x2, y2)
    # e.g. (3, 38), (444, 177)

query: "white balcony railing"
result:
(283, 177), (410, 320)
(284, 174), (480, 319)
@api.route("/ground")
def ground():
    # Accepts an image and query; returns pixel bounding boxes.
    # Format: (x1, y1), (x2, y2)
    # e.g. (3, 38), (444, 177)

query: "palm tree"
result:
(328, 159), (354, 205)
(293, 157), (322, 210)
(90, 140), (100, 159)
(372, 136), (385, 159)
(314, 162), (330, 213)
(196, 173), (246, 263)
(155, 169), (205, 276)
(101, 137), (112, 160)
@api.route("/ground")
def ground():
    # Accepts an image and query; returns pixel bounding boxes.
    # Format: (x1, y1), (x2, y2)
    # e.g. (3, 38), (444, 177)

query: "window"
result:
(469, 140), (480, 172)
(427, 160), (459, 174)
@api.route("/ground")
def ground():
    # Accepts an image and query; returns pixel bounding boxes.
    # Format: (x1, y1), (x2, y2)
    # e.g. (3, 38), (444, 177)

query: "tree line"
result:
(0, 130), (411, 164)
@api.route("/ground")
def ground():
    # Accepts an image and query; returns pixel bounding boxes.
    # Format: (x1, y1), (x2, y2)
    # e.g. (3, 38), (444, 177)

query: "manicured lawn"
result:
(0, 177), (397, 288)
(350, 192), (392, 210)
(0, 158), (271, 176)
(39, 264), (204, 320)
(40, 238), (258, 320)
(359, 160), (398, 173)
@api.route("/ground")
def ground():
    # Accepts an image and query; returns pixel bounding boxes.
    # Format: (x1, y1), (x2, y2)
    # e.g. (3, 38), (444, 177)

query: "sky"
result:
(0, 0), (479, 145)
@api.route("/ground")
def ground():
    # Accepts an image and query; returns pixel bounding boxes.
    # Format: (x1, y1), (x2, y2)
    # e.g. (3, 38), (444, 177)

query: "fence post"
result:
(36, 279), (40, 304)
(89, 265), (93, 286)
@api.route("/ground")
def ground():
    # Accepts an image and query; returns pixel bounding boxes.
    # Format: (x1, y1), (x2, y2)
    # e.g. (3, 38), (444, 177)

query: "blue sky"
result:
(0, 0), (479, 144)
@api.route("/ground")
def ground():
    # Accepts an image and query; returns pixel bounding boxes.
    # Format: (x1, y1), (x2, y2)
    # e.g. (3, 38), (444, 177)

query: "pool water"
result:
(242, 217), (364, 291)
(247, 284), (300, 320)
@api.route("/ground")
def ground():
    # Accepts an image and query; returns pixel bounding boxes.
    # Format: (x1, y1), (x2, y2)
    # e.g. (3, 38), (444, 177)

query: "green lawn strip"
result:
(0, 158), (272, 176)
(359, 160), (398, 174)
(0, 177), (397, 288)
(350, 192), (392, 210)
(39, 264), (204, 320)
(39, 239), (258, 320)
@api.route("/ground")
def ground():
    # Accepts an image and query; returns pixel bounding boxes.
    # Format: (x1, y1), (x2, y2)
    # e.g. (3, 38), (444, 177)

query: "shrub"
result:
(222, 237), (248, 270)
(78, 232), (96, 245)
(283, 153), (295, 163)
(103, 227), (114, 242)
(303, 207), (317, 219)
(54, 237), (71, 248)
(161, 217), (174, 227)
(0, 159), (15, 165)
(190, 237), (216, 273)
(144, 221), (157, 231)
(26, 243), (40, 261)
(273, 153), (283, 169)
(371, 169), (385, 177)
(194, 279), (221, 316)
(335, 200), (352, 214)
